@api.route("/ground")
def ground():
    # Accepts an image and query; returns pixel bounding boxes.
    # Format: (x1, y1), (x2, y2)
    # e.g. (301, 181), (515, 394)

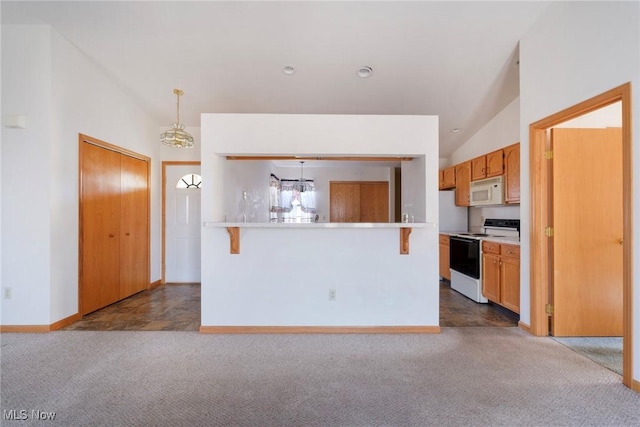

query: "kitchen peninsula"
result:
(200, 114), (441, 333)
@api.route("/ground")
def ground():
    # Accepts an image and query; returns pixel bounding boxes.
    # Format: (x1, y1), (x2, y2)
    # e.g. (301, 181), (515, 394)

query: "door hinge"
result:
(544, 150), (553, 159)
(545, 304), (554, 315)
(545, 227), (554, 237)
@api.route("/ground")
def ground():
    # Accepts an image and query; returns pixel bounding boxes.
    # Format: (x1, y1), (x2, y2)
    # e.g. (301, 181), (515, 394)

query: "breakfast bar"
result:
(199, 113), (441, 333)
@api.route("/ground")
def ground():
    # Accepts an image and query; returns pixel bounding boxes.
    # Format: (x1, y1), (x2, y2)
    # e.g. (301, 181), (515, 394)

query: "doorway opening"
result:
(529, 83), (633, 388)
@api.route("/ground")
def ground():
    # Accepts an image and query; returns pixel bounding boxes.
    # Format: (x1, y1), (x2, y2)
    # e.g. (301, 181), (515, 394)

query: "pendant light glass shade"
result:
(161, 89), (194, 148)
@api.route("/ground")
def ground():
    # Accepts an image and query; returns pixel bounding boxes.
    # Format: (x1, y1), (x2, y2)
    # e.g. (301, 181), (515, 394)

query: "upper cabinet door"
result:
(504, 143), (520, 203)
(471, 156), (486, 181)
(455, 161), (471, 206)
(442, 166), (456, 189)
(485, 149), (504, 177)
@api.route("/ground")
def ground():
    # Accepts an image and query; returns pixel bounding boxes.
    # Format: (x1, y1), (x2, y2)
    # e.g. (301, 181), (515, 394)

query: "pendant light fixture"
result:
(294, 161), (309, 193)
(161, 88), (194, 148)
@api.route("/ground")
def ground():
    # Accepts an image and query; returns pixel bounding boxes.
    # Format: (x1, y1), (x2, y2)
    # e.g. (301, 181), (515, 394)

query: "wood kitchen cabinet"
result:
(455, 161), (471, 206)
(482, 241), (520, 313)
(504, 143), (520, 203)
(439, 166), (456, 190)
(471, 149), (504, 181)
(439, 234), (451, 280)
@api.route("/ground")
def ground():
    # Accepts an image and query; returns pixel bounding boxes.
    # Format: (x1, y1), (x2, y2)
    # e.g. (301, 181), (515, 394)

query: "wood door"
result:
(360, 182), (389, 223)
(455, 161), (471, 206)
(81, 143), (121, 314)
(482, 253), (501, 302)
(119, 155), (149, 299)
(504, 143), (520, 203)
(471, 156), (486, 181)
(330, 183), (361, 222)
(550, 128), (623, 336)
(485, 149), (504, 177)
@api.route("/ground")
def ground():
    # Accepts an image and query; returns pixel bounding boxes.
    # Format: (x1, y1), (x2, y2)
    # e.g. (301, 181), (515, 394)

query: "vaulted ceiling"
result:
(2, 1), (552, 158)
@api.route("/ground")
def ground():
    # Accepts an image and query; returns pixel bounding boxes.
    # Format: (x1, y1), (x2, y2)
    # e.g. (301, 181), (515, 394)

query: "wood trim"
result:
(227, 227), (240, 254)
(79, 134), (151, 316)
(79, 133), (150, 162)
(50, 313), (81, 331)
(528, 82), (633, 389)
(161, 161), (201, 284)
(199, 325), (441, 334)
(400, 227), (412, 254)
(518, 321), (531, 334)
(633, 379), (640, 393)
(1, 313), (80, 332)
(0, 325), (51, 333)
(226, 156), (413, 162)
(149, 279), (162, 290)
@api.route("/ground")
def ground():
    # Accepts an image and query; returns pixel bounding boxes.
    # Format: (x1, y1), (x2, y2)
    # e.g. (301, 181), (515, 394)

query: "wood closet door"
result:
(360, 182), (389, 223)
(81, 143), (122, 314)
(330, 183), (361, 222)
(330, 182), (389, 222)
(119, 155), (149, 298)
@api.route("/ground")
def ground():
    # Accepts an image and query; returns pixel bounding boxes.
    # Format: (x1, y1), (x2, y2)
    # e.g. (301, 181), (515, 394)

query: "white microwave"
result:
(470, 176), (504, 206)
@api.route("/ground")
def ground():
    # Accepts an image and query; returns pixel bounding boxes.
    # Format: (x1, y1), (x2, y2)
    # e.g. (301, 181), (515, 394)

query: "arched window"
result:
(176, 173), (202, 189)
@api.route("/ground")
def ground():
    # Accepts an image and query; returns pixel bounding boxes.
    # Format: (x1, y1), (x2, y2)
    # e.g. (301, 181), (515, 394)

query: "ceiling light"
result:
(161, 89), (194, 148)
(451, 128), (462, 133)
(283, 65), (295, 75)
(357, 66), (373, 78)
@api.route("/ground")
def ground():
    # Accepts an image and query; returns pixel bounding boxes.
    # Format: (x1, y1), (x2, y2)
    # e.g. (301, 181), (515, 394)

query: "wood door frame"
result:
(528, 83), (633, 388)
(161, 161), (201, 284)
(78, 134), (151, 316)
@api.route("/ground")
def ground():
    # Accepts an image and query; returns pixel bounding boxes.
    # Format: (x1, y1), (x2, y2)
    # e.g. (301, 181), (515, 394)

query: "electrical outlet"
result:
(328, 289), (336, 301)
(4, 287), (12, 299)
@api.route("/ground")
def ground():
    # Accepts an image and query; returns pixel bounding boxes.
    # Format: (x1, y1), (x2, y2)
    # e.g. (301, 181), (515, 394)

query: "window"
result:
(176, 174), (202, 189)
(269, 175), (317, 223)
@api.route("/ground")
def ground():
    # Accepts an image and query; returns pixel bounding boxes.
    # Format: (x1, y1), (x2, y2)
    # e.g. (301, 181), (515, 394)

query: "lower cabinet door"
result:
(482, 253), (501, 301)
(501, 257), (520, 313)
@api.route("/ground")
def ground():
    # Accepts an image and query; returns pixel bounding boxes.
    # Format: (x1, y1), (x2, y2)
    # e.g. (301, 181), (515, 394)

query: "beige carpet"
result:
(1, 327), (639, 426)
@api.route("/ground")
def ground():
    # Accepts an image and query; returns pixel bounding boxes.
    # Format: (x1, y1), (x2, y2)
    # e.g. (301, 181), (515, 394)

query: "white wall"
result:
(519, 1), (640, 381)
(201, 114), (439, 327)
(1, 26), (53, 324)
(1, 25), (161, 325)
(449, 97), (520, 166)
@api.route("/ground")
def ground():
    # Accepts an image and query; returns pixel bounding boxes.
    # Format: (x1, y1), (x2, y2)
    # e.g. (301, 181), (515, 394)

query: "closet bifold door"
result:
(81, 143), (122, 314)
(119, 155), (149, 299)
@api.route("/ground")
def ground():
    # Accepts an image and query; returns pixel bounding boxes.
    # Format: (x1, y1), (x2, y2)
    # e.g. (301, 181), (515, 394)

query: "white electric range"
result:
(448, 219), (520, 303)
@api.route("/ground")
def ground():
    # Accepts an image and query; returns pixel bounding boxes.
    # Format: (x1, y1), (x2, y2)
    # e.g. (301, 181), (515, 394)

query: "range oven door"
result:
(449, 236), (480, 279)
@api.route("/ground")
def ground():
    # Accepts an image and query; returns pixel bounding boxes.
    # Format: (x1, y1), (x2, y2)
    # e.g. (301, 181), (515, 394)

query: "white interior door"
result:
(165, 165), (201, 283)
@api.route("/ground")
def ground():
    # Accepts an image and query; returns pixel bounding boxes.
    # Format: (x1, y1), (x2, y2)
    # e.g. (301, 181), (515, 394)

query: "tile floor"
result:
(64, 280), (518, 331)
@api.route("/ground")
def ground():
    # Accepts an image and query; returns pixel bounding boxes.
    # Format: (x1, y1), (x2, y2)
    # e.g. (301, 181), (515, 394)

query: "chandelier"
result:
(161, 88), (194, 148)
(294, 161), (312, 193)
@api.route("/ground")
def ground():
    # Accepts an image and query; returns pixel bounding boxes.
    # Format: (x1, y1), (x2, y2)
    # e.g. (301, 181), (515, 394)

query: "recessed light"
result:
(451, 128), (462, 133)
(283, 65), (295, 75)
(357, 66), (373, 78)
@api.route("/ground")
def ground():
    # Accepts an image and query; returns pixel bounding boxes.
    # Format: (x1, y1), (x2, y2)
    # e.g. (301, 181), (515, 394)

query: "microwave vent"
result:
(471, 176), (503, 187)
